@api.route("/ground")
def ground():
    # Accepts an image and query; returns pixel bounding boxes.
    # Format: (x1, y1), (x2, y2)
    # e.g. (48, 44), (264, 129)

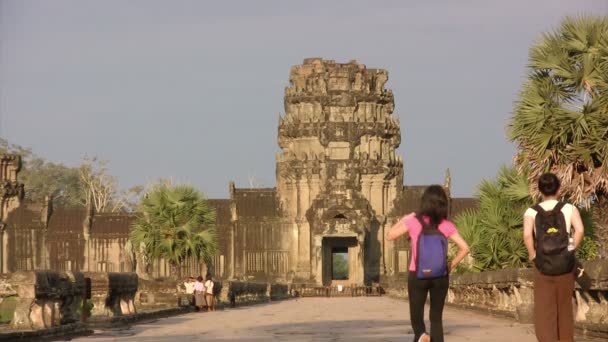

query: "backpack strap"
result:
(552, 201), (566, 213)
(533, 203), (546, 215)
(416, 214), (438, 230)
(532, 201), (569, 237)
(415, 214), (427, 229)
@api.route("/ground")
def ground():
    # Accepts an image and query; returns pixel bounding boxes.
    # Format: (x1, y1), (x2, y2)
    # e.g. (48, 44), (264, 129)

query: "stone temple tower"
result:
(277, 58), (403, 285)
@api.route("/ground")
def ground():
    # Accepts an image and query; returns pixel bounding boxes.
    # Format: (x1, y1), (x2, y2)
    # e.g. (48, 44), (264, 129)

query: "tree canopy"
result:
(129, 183), (218, 278)
(508, 16), (608, 206)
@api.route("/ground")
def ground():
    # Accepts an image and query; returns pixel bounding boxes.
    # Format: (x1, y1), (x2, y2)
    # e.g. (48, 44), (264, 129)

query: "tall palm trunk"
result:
(591, 195), (608, 259)
(135, 251), (152, 280)
(169, 260), (182, 279)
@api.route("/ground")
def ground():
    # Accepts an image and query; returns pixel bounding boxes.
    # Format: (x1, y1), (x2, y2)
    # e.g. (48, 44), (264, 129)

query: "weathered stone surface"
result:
(214, 281), (291, 307)
(84, 272), (137, 317)
(445, 261), (608, 336)
(269, 283), (289, 300)
(8, 271), (85, 329)
(136, 278), (180, 308)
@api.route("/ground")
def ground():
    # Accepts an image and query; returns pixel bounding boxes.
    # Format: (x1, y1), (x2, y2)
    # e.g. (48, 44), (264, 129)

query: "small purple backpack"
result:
(415, 215), (448, 279)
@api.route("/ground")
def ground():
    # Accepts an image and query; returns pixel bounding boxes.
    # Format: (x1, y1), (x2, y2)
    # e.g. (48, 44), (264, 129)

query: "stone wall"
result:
(136, 278), (181, 309)
(447, 260), (608, 337)
(448, 268), (535, 322)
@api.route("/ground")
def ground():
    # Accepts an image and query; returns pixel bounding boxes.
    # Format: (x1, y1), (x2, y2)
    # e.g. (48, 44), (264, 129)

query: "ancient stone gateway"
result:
(280, 58), (402, 286)
(214, 58), (437, 286)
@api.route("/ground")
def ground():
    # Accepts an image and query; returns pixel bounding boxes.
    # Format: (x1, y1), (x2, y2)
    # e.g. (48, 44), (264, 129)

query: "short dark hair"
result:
(418, 185), (448, 225)
(197, 276), (203, 282)
(538, 173), (560, 196)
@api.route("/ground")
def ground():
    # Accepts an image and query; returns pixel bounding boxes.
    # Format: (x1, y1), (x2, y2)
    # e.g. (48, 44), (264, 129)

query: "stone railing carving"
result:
(84, 272), (137, 317)
(217, 281), (290, 307)
(448, 268), (535, 322)
(269, 283), (289, 300)
(448, 259), (608, 337)
(8, 271), (85, 329)
(136, 278), (181, 308)
(223, 281), (268, 306)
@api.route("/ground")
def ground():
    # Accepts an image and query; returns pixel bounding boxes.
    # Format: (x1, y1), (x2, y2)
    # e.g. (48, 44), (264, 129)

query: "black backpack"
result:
(533, 201), (575, 275)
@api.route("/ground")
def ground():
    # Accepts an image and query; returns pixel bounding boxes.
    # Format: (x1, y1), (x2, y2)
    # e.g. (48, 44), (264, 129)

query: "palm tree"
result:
(454, 166), (533, 272)
(454, 165), (598, 272)
(129, 183), (217, 279)
(508, 16), (608, 257)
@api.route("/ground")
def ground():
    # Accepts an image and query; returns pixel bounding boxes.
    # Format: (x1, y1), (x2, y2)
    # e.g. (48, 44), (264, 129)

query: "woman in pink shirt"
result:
(193, 276), (206, 312)
(387, 185), (470, 342)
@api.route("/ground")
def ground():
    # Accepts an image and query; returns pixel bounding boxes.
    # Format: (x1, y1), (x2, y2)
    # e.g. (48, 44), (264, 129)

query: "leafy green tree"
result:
(129, 183), (218, 279)
(508, 16), (608, 257)
(332, 253), (348, 280)
(453, 166), (533, 272)
(454, 165), (598, 273)
(22, 158), (82, 207)
(1, 138), (82, 207)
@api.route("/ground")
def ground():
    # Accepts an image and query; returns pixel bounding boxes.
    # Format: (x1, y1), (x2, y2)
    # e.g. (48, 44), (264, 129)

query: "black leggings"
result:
(407, 272), (449, 342)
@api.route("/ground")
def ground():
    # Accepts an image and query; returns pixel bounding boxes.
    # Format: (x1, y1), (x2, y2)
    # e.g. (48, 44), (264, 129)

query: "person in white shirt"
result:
(183, 277), (195, 307)
(523, 172), (584, 342)
(204, 274), (215, 312)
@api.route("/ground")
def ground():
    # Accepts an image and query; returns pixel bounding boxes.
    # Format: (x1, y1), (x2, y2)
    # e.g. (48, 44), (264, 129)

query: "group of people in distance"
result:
(183, 274), (215, 312)
(388, 173), (584, 342)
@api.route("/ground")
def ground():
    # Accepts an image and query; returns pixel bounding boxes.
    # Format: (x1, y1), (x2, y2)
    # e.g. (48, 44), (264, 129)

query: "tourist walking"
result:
(387, 185), (470, 342)
(205, 274), (215, 311)
(523, 172), (584, 342)
(194, 276), (206, 312)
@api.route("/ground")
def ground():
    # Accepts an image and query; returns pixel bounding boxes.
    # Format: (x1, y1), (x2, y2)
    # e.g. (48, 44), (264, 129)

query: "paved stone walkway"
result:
(74, 297), (600, 342)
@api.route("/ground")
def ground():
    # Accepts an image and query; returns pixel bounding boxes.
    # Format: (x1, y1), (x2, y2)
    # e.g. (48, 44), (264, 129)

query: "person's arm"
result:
(386, 212), (415, 241)
(523, 215), (535, 261)
(448, 232), (469, 272)
(570, 206), (585, 248)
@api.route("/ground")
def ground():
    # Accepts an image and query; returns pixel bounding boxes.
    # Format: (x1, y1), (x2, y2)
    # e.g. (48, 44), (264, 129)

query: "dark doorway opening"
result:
(322, 236), (358, 285)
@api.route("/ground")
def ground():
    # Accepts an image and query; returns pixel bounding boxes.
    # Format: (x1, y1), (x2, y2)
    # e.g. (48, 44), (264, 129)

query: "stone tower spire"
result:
(277, 58), (403, 218)
(276, 58), (403, 285)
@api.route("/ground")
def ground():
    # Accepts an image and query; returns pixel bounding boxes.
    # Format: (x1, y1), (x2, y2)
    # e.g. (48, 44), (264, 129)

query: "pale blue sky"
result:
(1, 0), (606, 198)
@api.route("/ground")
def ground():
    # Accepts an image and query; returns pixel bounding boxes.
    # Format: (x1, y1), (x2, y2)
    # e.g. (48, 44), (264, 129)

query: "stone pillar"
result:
(296, 220), (311, 279)
(312, 235), (322, 285)
(1, 224), (7, 273)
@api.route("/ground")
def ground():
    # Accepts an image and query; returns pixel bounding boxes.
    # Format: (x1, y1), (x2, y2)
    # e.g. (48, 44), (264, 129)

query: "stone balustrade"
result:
(448, 268), (535, 322)
(0, 271), (139, 330)
(447, 259), (608, 337)
(217, 281), (291, 307)
(269, 283), (290, 300)
(84, 272), (137, 317)
(136, 278), (182, 308)
(7, 271), (85, 329)
(223, 281), (268, 306)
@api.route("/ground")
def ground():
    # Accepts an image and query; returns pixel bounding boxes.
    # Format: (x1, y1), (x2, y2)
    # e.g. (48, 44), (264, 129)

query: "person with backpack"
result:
(523, 172), (585, 342)
(387, 185), (470, 342)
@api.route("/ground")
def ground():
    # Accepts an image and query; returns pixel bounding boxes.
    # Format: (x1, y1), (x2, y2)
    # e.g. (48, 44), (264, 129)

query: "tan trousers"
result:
(534, 268), (574, 342)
